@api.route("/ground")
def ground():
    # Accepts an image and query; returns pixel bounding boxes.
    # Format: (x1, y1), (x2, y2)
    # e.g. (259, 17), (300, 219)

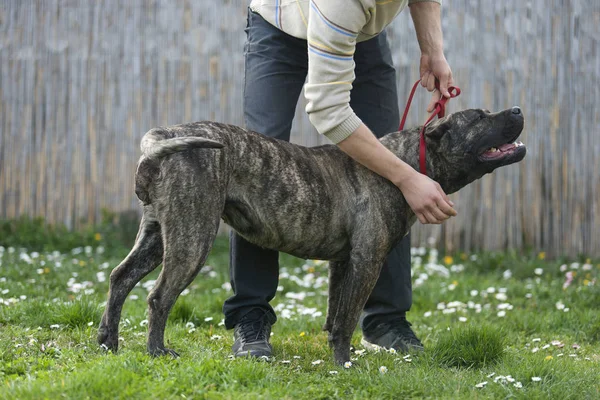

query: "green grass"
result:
(431, 324), (506, 369)
(0, 220), (599, 399)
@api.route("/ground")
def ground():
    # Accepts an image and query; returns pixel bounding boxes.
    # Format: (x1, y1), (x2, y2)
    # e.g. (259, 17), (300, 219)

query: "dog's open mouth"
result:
(480, 140), (526, 161)
(473, 107), (527, 164)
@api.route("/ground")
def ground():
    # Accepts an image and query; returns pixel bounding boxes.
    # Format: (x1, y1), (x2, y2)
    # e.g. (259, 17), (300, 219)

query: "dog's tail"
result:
(140, 128), (224, 160)
(135, 128), (224, 205)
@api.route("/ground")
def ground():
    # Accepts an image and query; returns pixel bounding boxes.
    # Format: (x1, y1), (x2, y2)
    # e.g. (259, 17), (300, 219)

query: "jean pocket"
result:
(245, 9), (272, 54)
(247, 8), (264, 30)
(246, 7), (252, 29)
(245, 8), (262, 53)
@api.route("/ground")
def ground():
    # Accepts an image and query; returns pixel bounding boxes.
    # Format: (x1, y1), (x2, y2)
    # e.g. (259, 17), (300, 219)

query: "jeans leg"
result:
(351, 32), (413, 332)
(223, 10), (308, 329)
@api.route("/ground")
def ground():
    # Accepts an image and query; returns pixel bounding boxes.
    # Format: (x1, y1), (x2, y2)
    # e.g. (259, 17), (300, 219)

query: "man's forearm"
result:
(409, 2), (443, 56)
(337, 123), (416, 189)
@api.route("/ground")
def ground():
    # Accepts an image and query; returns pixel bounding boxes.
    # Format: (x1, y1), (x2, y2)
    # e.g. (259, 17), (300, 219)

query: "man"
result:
(223, 0), (457, 358)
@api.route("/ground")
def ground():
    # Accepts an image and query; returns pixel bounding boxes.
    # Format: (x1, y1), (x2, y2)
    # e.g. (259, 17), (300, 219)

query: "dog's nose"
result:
(511, 106), (521, 115)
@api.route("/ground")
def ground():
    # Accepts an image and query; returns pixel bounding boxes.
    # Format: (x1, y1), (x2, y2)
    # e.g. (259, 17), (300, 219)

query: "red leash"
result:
(399, 79), (461, 175)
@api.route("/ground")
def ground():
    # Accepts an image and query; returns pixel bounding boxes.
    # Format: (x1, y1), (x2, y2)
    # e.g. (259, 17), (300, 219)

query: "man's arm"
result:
(409, 1), (454, 112)
(337, 124), (456, 225)
(305, 0), (456, 224)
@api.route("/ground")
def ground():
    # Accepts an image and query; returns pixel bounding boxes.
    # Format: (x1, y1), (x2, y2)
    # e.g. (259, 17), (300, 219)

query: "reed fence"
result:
(1, 0), (598, 256)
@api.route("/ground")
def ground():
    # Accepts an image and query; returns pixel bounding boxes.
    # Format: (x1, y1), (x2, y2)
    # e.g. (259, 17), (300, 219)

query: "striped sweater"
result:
(249, 0), (441, 143)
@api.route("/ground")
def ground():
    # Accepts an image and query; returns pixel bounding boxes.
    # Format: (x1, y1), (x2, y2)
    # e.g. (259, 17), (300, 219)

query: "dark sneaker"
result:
(232, 309), (273, 358)
(361, 316), (424, 353)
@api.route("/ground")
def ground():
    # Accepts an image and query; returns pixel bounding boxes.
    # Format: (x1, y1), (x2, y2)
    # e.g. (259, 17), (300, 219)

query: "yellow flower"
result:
(538, 252), (546, 260)
(583, 279), (590, 286)
(452, 280), (459, 286)
(94, 233), (102, 241)
(79, 260), (86, 267)
(43, 267), (50, 274)
(443, 256), (454, 265)
(585, 258), (591, 264)
(307, 267), (315, 273)
(299, 332), (306, 337)
(545, 355), (553, 361)
(460, 253), (467, 261)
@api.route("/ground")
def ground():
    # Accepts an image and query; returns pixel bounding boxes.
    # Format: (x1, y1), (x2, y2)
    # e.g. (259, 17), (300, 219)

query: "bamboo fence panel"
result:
(0, 0), (598, 257)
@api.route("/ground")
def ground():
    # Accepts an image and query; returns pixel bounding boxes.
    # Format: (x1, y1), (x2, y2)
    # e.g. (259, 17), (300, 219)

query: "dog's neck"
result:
(380, 128), (441, 180)
(380, 128), (474, 195)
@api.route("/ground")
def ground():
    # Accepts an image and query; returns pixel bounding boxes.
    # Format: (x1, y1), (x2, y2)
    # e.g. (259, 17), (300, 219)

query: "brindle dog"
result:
(98, 107), (526, 364)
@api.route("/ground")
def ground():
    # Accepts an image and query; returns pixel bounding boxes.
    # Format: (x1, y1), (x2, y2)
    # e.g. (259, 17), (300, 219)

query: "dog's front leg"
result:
(323, 261), (346, 334)
(326, 255), (384, 365)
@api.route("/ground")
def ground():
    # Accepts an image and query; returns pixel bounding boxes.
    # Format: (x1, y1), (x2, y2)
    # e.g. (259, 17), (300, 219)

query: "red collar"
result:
(398, 79), (461, 175)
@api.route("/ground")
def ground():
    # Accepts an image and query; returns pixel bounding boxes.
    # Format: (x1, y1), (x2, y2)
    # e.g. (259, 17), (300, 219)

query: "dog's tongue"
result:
(483, 143), (517, 159)
(498, 143), (516, 152)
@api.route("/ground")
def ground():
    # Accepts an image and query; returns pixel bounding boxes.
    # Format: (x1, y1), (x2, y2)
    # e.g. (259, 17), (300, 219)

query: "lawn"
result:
(0, 221), (599, 399)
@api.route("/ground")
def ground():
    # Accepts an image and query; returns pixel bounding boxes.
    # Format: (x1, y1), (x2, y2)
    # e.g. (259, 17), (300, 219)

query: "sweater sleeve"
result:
(304, 0), (369, 144)
(408, 0), (441, 4)
(304, 0), (440, 143)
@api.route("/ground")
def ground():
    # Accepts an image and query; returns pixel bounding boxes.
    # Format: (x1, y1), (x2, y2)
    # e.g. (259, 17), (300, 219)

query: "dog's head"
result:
(421, 106), (526, 193)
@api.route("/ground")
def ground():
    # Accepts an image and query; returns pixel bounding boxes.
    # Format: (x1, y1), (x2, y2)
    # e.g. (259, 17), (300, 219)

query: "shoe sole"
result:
(361, 337), (384, 352)
(234, 349), (273, 360)
(360, 337), (424, 353)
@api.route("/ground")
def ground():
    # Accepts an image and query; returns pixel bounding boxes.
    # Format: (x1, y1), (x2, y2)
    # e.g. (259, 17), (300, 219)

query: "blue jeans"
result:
(223, 10), (412, 333)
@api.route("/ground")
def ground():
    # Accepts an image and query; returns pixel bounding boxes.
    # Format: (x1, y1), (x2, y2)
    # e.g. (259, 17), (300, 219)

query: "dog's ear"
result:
(424, 117), (453, 140)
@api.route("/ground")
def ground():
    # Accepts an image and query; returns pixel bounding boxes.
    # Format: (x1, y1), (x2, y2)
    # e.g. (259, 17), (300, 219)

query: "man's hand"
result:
(409, 1), (455, 113)
(419, 52), (454, 113)
(396, 169), (457, 224)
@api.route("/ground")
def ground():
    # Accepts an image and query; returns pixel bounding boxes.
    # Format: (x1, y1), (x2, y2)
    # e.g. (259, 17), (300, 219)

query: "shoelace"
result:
(239, 310), (270, 342)
(386, 317), (422, 346)
(399, 79), (461, 176)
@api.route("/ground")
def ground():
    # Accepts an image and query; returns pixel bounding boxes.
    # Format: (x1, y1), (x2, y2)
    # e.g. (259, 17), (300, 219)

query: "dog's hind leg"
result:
(98, 213), (163, 352)
(326, 254), (384, 365)
(145, 210), (221, 357)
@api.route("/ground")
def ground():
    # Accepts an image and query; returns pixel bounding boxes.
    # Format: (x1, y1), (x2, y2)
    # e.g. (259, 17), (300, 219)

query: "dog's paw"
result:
(332, 347), (351, 366)
(97, 326), (119, 353)
(333, 356), (351, 366)
(148, 346), (180, 358)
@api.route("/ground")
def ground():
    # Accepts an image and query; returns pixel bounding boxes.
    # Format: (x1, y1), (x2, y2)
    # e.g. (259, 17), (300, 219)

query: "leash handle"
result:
(398, 79), (461, 175)
(399, 79), (460, 131)
(433, 84), (461, 118)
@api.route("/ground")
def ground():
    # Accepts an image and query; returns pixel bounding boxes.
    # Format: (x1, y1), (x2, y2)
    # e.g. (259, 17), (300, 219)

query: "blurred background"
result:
(0, 1), (598, 257)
